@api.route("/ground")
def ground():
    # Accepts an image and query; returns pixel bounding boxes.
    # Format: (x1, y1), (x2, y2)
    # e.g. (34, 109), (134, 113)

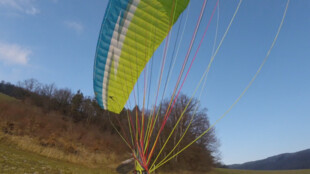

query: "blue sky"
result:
(0, 0), (309, 165)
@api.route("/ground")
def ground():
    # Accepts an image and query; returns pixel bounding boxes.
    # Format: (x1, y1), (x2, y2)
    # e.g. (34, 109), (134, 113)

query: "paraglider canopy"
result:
(93, 0), (190, 114)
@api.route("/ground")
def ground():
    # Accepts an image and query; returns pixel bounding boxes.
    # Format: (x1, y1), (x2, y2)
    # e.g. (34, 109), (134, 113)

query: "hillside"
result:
(0, 93), (16, 101)
(0, 92), (128, 169)
(0, 80), (219, 172)
(229, 149), (310, 170)
(1, 89), (310, 174)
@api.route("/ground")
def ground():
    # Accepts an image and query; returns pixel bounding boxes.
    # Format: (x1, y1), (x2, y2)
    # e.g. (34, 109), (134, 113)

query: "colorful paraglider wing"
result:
(93, 0), (190, 113)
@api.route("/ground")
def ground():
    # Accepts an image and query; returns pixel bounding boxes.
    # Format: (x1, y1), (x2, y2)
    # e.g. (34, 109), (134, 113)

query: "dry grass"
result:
(0, 133), (118, 168)
(0, 136), (116, 174)
(0, 96), (129, 169)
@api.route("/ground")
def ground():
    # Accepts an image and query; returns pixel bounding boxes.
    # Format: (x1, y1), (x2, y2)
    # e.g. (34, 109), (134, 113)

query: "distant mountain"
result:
(228, 149), (310, 170)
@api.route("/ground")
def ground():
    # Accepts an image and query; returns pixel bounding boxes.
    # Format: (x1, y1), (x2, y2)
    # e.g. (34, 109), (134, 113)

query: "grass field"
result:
(209, 168), (310, 174)
(164, 168), (310, 174)
(0, 142), (116, 174)
(0, 93), (16, 102)
(1, 141), (309, 174)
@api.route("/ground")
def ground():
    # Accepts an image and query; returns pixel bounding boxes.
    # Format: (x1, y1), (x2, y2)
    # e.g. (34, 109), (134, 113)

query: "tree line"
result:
(0, 79), (220, 172)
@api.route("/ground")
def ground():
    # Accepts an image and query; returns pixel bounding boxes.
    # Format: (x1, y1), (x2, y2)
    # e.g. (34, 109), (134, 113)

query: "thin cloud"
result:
(0, 0), (40, 15)
(65, 21), (84, 34)
(0, 42), (31, 65)
(25, 6), (40, 15)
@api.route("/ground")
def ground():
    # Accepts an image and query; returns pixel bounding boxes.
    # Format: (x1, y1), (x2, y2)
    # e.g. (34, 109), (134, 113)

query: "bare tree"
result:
(40, 83), (56, 97)
(153, 94), (219, 172)
(18, 79), (41, 92)
(53, 88), (72, 105)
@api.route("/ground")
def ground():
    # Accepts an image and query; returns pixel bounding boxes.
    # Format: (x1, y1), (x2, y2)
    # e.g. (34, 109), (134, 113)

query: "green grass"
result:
(209, 168), (310, 174)
(1, 142), (310, 174)
(0, 142), (116, 174)
(0, 93), (16, 102)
